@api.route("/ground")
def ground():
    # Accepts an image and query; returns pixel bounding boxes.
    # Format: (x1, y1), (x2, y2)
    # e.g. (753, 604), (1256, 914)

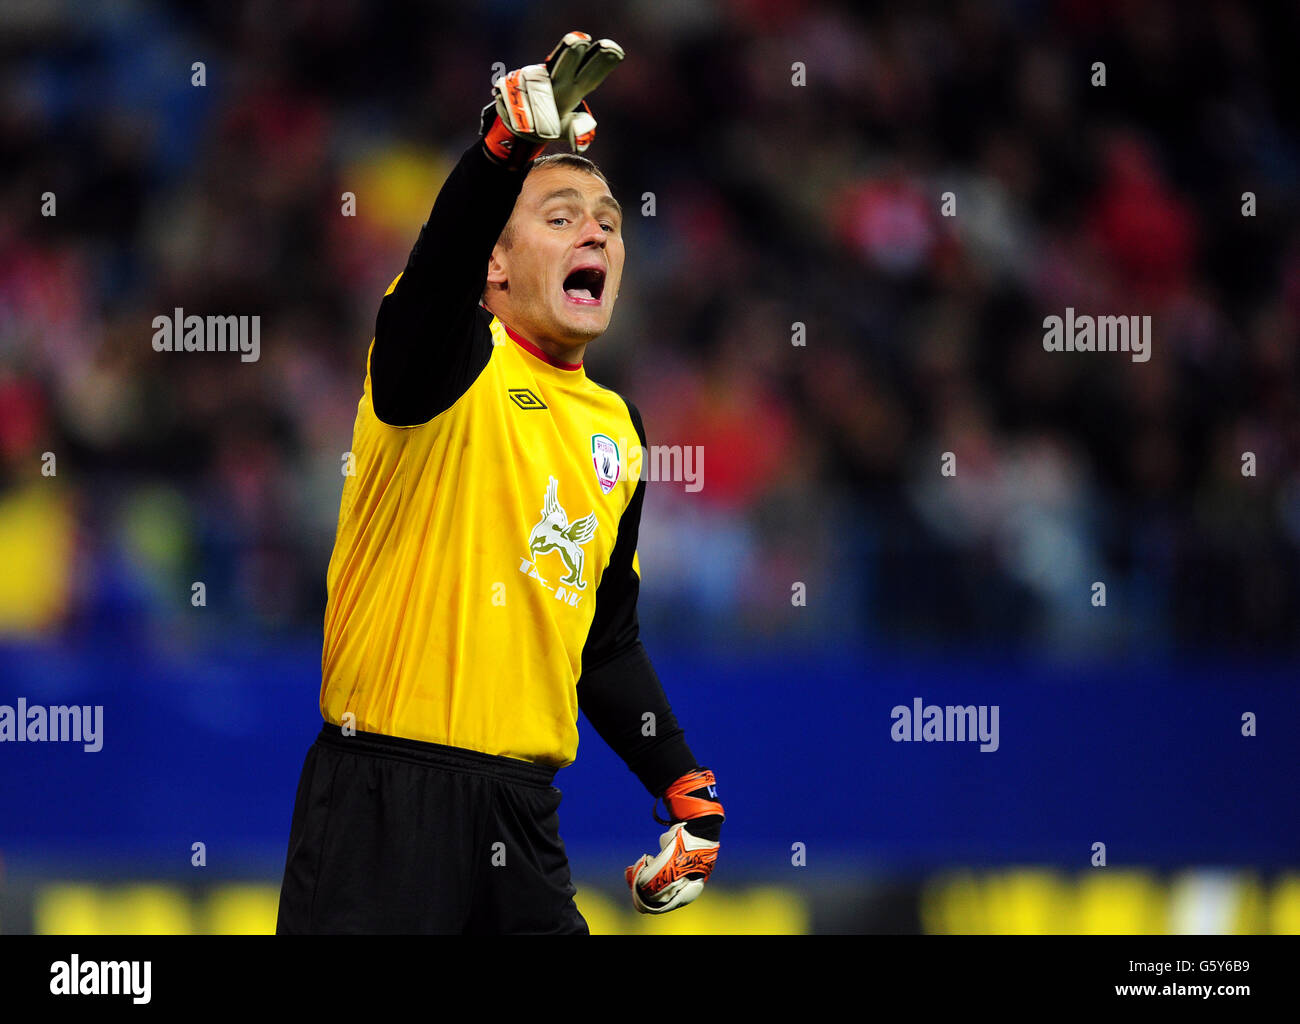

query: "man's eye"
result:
(601, 223), (615, 232)
(549, 217), (569, 227)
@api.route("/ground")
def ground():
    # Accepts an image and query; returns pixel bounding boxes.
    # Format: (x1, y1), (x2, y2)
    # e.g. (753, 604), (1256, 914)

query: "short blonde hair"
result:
(497, 153), (611, 250)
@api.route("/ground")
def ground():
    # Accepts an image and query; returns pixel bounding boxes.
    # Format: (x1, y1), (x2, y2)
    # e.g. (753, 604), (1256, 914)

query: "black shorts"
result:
(275, 724), (588, 934)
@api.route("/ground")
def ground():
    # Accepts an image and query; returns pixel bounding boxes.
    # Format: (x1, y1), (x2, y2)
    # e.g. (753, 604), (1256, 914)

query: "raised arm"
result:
(369, 34), (623, 426)
(368, 145), (524, 426)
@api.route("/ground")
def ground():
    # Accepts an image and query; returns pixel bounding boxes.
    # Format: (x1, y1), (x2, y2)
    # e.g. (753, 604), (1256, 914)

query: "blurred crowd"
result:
(1, 0), (1298, 655)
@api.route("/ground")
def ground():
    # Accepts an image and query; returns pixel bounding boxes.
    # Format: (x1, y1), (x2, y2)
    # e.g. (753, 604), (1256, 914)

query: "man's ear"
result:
(486, 245), (508, 290)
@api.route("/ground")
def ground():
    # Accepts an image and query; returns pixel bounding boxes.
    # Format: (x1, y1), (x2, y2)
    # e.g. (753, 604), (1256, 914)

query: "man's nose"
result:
(576, 214), (606, 247)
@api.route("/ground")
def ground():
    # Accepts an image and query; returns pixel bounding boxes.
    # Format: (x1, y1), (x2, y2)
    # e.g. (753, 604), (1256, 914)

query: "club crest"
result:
(591, 433), (621, 494)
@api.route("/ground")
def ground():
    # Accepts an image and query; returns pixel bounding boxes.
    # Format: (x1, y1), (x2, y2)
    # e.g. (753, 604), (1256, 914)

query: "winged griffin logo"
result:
(527, 476), (598, 590)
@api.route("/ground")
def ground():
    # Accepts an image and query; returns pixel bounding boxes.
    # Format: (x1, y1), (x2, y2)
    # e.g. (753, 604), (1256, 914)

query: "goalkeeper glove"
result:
(625, 768), (725, 914)
(480, 32), (625, 168)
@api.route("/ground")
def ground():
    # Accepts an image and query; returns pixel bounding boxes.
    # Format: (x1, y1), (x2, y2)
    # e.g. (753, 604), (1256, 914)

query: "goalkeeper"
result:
(276, 32), (724, 934)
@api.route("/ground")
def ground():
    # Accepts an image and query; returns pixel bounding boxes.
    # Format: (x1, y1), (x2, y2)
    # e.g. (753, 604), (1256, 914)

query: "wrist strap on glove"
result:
(653, 767), (724, 826)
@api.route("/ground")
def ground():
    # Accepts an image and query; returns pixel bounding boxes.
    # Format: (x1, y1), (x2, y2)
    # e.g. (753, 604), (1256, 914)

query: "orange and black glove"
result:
(625, 768), (725, 914)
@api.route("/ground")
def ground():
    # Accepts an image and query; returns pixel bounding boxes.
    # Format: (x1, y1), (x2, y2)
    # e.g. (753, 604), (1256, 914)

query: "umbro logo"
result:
(508, 388), (547, 410)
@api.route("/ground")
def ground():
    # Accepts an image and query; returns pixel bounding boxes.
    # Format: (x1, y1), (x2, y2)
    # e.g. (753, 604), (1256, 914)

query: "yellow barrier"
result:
(32, 882), (809, 935)
(32, 871), (1296, 934)
(921, 869), (1300, 934)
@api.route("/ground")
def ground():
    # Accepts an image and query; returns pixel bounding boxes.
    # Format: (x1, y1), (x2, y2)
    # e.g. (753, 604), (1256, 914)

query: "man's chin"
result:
(555, 307), (611, 343)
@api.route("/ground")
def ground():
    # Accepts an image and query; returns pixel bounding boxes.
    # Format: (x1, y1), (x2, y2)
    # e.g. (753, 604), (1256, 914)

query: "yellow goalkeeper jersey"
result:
(320, 299), (644, 768)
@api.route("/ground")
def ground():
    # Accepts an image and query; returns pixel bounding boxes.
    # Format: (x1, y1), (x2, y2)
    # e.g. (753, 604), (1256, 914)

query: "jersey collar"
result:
(500, 321), (584, 371)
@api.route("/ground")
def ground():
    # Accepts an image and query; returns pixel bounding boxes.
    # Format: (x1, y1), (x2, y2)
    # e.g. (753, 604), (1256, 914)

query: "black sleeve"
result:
(369, 141), (528, 426)
(577, 399), (702, 799)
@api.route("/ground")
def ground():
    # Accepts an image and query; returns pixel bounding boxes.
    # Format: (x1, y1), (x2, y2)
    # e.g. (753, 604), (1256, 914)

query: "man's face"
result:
(486, 165), (625, 354)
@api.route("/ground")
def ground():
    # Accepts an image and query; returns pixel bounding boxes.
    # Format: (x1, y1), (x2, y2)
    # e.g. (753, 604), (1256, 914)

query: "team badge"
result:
(591, 433), (621, 494)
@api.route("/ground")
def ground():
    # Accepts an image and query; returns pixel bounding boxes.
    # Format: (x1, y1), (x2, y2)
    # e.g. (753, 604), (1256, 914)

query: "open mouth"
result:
(562, 266), (606, 306)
